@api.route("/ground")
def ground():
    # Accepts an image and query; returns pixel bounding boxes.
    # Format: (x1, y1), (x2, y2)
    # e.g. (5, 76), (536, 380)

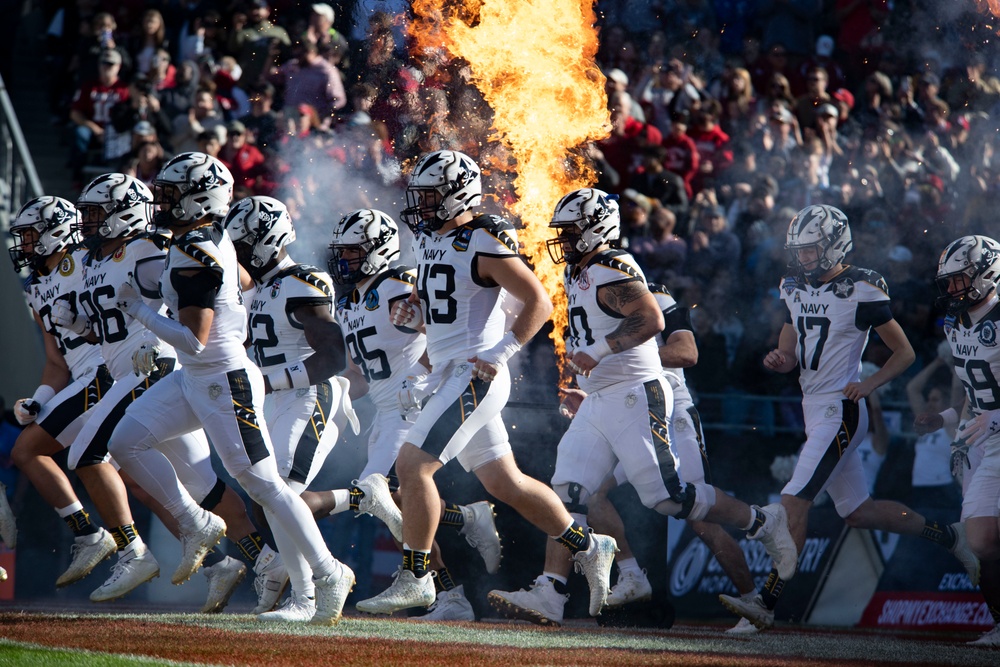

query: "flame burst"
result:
(408, 0), (610, 380)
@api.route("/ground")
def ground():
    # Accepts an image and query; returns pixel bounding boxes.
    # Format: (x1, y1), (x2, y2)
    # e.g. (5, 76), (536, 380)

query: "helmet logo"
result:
(123, 182), (145, 207)
(51, 200), (76, 226)
(201, 163), (225, 188)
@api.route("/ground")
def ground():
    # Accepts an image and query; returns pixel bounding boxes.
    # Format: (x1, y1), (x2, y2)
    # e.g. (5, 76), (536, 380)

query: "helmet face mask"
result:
(9, 197), (82, 272)
(546, 188), (621, 265)
(153, 152), (234, 227)
(77, 173), (154, 240)
(222, 196), (295, 279)
(400, 150), (482, 233)
(329, 209), (400, 285)
(936, 235), (1000, 315)
(786, 204), (852, 279)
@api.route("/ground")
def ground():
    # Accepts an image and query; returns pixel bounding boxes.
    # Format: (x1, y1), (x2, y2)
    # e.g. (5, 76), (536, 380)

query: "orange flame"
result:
(408, 0), (610, 382)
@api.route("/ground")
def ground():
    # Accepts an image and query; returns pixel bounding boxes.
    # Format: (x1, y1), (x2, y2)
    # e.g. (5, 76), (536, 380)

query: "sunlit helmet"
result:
(77, 173), (154, 239)
(546, 188), (621, 264)
(400, 150), (482, 233)
(935, 235), (1000, 314)
(153, 151), (234, 226)
(223, 195), (295, 276)
(9, 196), (82, 272)
(329, 208), (400, 285)
(785, 204), (852, 279)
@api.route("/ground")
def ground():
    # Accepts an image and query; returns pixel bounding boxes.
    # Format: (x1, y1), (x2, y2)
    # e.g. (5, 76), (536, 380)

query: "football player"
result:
(488, 188), (795, 627)
(356, 150), (617, 617)
(73, 173), (281, 612)
(330, 208), (503, 621)
(720, 204), (979, 631)
(8, 196), (120, 589)
(106, 152), (355, 625)
(583, 282), (764, 634)
(915, 235), (1000, 646)
(225, 195), (358, 622)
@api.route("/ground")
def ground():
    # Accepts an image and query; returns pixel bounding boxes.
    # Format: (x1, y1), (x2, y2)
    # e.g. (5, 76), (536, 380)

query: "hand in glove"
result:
(50, 298), (92, 336)
(398, 374), (430, 419)
(132, 343), (160, 377)
(116, 280), (143, 315)
(957, 409), (1000, 448)
(13, 399), (41, 426)
(950, 437), (972, 484)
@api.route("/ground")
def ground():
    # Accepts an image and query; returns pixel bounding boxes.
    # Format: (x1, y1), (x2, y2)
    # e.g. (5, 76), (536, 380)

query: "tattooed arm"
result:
(567, 279), (665, 377)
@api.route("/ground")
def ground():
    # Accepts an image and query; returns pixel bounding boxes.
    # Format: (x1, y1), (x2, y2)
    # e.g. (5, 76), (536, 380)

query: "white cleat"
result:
(173, 511), (226, 585)
(90, 544), (160, 602)
(949, 522), (981, 587)
(356, 567), (434, 615)
(605, 568), (652, 608)
(312, 562), (356, 625)
(0, 483), (16, 548)
(725, 617), (761, 635)
(355, 474), (403, 542)
(969, 625), (1000, 646)
(572, 532), (618, 616)
(459, 502), (502, 574)
(0, 566), (6, 582)
(251, 546), (290, 614)
(488, 575), (567, 626)
(416, 584), (476, 622)
(749, 503), (798, 581)
(258, 592), (317, 623)
(57, 528), (117, 588)
(719, 593), (774, 631)
(200, 555), (247, 613)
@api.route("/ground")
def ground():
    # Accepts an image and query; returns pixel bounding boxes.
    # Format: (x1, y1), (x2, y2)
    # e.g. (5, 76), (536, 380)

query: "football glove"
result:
(13, 399), (41, 426)
(116, 280), (143, 315)
(132, 343), (160, 377)
(957, 409), (1000, 449)
(950, 437), (971, 484)
(50, 298), (92, 336)
(390, 298), (423, 329)
(398, 374), (430, 420)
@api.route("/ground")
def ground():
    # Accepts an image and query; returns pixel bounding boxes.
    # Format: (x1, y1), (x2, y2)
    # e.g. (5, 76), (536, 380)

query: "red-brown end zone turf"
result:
(0, 613), (966, 667)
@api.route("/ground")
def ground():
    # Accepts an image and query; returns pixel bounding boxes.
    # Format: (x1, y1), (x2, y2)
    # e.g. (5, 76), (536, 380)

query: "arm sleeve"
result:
(128, 302), (206, 355)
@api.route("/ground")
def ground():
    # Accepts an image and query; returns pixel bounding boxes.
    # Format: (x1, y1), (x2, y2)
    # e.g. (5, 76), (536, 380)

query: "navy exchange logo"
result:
(832, 278), (854, 298)
(979, 319), (997, 347)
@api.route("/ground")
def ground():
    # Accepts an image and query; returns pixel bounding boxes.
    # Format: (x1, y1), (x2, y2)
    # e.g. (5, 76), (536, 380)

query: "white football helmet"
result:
(77, 173), (155, 239)
(546, 188), (621, 264)
(785, 204), (852, 279)
(329, 209), (400, 285)
(401, 149), (482, 233)
(9, 196), (82, 271)
(153, 151), (234, 226)
(936, 235), (1000, 314)
(223, 196), (295, 276)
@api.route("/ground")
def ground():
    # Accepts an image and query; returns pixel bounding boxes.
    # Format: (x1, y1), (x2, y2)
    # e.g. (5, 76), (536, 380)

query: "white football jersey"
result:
(779, 266), (892, 396)
(412, 216), (513, 367)
(79, 235), (175, 380)
(247, 258), (335, 373)
(336, 266), (427, 414)
(160, 222), (247, 373)
(946, 295), (1000, 445)
(648, 282), (693, 388)
(23, 248), (103, 379)
(565, 249), (661, 393)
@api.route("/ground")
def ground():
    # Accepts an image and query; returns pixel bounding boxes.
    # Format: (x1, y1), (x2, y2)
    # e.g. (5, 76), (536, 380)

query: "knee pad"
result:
(664, 482), (715, 521)
(553, 482), (591, 516)
(198, 478), (226, 511)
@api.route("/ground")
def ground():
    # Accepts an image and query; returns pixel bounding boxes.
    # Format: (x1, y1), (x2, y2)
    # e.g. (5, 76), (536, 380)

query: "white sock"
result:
(121, 535), (145, 556)
(329, 489), (351, 515)
(542, 571), (567, 586)
(56, 501), (84, 518)
(617, 557), (641, 577)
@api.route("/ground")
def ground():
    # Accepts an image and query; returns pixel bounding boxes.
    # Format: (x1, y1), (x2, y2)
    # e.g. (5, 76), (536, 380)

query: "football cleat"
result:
(90, 544), (160, 602)
(56, 528), (117, 587)
(0, 566), (6, 582)
(605, 568), (653, 608)
(572, 532), (618, 616)
(719, 593), (774, 631)
(416, 584), (476, 622)
(969, 625), (1000, 646)
(725, 616), (761, 635)
(748, 504), (798, 581)
(355, 473), (403, 542)
(312, 562), (356, 625)
(251, 546), (290, 614)
(0, 483), (16, 548)
(172, 511), (226, 585)
(949, 522), (981, 587)
(488, 575), (568, 626)
(258, 592), (317, 623)
(459, 502), (502, 574)
(200, 555), (247, 613)
(356, 567), (434, 615)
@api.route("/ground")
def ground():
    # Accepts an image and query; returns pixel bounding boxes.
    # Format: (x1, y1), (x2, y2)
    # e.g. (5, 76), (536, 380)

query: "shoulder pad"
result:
(469, 215), (518, 254)
(386, 265), (417, 285)
(172, 233), (222, 272)
(136, 231), (171, 250)
(842, 265), (889, 296)
(589, 249), (642, 281)
(647, 282), (672, 298)
(279, 265), (333, 298)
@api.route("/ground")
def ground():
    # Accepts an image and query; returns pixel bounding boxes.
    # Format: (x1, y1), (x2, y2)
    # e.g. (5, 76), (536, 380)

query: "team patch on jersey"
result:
(453, 227), (474, 252)
(113, 245), (127, 262)
(365, 288), (380, 311)
(831, 279), (854, 298)
(270, 279), (281, 299)
(58, 255), (74, 276)
(979, 319), (997, 347)
(944, 314), (956, 336)
(208, 383), (223, 400)
(578, 268), (591, 290)
(793, 291), (801, 303)
(782, 276), (798, 296)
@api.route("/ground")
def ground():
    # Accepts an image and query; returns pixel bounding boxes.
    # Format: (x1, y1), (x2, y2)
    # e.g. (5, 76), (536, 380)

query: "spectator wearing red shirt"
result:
(688, 100), (732, 195)
(660, 108), (700, 198)
(69, 49), (130, 183)
(220, 119), (276, 196)
(596, 91), (662, 191)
